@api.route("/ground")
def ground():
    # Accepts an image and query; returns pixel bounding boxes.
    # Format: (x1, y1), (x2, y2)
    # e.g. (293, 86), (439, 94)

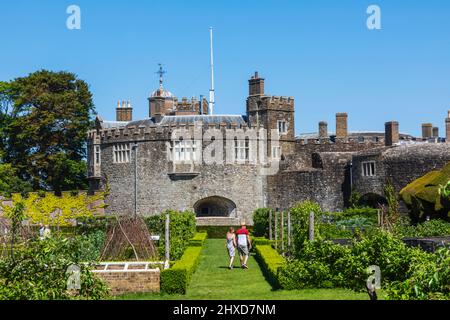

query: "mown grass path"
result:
(121, 239), (370, 300)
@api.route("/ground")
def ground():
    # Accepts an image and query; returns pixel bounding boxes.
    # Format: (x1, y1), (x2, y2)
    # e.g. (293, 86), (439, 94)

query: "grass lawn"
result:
(119, 239), (375, 300)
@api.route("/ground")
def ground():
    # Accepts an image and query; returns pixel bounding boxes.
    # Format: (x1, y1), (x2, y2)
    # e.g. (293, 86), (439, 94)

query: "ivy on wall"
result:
(1, 191), (106, 227)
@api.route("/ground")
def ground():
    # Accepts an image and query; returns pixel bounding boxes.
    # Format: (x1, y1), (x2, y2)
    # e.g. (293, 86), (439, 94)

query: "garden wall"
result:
(93, 268), (160, 295)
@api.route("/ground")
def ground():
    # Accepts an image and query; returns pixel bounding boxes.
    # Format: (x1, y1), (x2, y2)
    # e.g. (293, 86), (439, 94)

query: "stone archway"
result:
(359, 193), (388, 208)
(194, 196), (237, 217)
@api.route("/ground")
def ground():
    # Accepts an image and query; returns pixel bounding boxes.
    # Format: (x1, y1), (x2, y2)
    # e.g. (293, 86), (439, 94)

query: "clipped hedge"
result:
(160, 246), (203, 294)
(252, 237), (274, 247)
(196, 225), (253, 239)
(254, 245), (285, 289)
(189, 232), (208, 247)
(400, 162), (450, 221)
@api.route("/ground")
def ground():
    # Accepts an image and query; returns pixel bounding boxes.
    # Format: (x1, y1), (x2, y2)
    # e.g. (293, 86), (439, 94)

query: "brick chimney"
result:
(319, 121), (328, 139)
(421, 123), (433, 139)
(432, 127), (439, 138)
(248, 72), (265, 96)
(116, 100), (133, 122)
(385, 121), (399, 146)
(336, 113), (348, 139)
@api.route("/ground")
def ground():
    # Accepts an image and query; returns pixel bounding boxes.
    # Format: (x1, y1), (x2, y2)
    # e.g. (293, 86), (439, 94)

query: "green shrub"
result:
(196, 225), (249, 239)
(279, 230), (434, 293)
(289, 201), (322, 255)
(160, 246), (203, 294)
(254, 245), (285, 289)
(74, 230), (106, 262)
(252, 237), (274, 247)
(400, 162), (450, 222)
(146, 210), (196, 261)
(394, 219), (450, 238)
(253, 208), (270, 237)
(385, 248), (450, 300)
(279, 241), (357, 290)
(0, 236), (109, 300)
(189, 232), (208, 247)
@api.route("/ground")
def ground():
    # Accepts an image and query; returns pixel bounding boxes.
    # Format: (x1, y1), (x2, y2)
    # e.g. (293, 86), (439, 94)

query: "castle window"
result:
(95, 146), (101, 165)
(174, 140), (198, 162)
(362, 161), (376, 177)
(235, 138), (249, 161)
(272, 146), (281, 159)
(113, 143), (130, 163)
(277, 120), (287, 134)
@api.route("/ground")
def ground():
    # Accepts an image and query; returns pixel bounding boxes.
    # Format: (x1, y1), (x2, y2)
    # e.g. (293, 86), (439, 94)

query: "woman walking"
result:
(225, 227), (237, 270)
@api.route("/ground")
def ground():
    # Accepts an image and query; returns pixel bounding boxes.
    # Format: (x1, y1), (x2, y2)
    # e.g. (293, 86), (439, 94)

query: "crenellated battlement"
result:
(260, 95), (294, 110)
(87, 121), (277, 144)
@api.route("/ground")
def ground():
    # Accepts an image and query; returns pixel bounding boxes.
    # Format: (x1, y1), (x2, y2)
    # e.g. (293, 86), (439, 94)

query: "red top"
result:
(236, 228), (249, 235)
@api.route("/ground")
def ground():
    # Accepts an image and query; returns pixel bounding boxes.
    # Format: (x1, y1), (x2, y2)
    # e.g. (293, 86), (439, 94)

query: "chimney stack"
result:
(385, 121), (399, 146)
(421, 123), (433, 139)
(336, 113), (348, 139)
(248, 72), (265, 96)
(432, 127), (439, 138)
(319, 121), (328, 139)
(116, 100), (133, 122)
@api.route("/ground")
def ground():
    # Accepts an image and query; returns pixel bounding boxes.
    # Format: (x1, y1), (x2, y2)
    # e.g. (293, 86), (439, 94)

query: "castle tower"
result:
(116, 100), (133, 122)
(422, 123), (433, 139)
(246, 72), (295, 155)
(336, 113), (348, 140)
(385, 121), (399, 146)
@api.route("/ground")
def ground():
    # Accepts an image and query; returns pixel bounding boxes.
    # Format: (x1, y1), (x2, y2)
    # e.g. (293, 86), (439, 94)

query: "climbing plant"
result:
(1, 191), (106, 227)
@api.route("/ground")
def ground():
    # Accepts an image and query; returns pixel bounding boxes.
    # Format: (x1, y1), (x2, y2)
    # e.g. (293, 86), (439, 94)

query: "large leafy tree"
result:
(2, 70), (95, 193)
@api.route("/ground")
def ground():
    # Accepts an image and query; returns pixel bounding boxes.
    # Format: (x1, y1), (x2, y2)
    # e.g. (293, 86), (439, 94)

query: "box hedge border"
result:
(254, 245), (285, 289)
(160, 232), (207, 294)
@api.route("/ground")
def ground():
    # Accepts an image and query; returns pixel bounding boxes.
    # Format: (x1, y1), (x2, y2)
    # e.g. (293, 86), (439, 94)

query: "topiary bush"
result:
(400, 162), (450, 222)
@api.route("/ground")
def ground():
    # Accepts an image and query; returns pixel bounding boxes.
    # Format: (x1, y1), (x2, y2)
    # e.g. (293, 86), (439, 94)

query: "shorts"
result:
(237, 245), (249, 256)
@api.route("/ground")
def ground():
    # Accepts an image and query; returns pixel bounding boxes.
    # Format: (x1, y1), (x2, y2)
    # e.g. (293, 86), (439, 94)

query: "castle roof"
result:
(150, 87), (174, 98)
(158, 115), (247, 126)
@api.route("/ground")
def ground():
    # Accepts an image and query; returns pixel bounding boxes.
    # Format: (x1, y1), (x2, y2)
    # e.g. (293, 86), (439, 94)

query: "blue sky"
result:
(1, 0), (450, 136)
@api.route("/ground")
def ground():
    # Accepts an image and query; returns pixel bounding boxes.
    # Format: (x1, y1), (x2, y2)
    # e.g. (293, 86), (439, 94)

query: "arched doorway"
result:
(359, 193), (388, 208)
(194, 196), (237, 217)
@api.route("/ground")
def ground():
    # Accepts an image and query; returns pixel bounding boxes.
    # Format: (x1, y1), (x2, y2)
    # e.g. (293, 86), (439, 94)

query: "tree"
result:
(0, 163), (32, 197)
(1, 70), (95, 193)
(0, 81), (16, 162)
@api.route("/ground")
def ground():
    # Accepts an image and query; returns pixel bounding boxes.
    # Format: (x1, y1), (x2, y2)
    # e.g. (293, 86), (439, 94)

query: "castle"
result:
(87, 71), (450, 225)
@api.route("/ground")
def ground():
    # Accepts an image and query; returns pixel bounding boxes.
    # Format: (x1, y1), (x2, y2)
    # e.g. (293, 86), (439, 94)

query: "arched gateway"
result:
(194, 196), (237, 217)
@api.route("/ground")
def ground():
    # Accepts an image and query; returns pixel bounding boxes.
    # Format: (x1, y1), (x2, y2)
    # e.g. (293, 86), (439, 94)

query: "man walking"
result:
(236, 221), (252, 269)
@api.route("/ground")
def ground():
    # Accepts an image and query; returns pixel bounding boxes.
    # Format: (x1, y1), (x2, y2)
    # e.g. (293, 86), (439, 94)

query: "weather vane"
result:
(156, 63), (166, 88)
